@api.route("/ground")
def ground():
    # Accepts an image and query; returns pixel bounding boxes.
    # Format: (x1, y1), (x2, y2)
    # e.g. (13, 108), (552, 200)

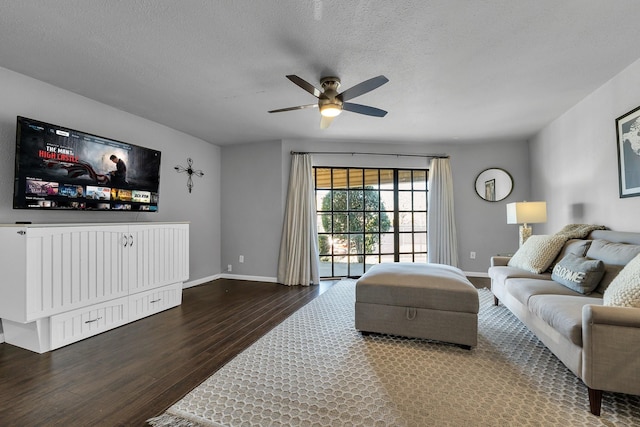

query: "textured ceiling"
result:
(1, 1), (640, 146)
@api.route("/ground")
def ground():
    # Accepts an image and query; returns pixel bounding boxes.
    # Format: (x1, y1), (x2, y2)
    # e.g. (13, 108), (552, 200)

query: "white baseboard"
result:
(219, 273), (278, 283)
(183, 274), (220, 289)
(183, 274), (278, 289)
(187, 272), (486, 287)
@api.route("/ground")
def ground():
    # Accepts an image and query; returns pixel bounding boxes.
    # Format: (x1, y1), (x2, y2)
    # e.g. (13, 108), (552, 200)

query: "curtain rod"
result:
(290, 151), (449, 159)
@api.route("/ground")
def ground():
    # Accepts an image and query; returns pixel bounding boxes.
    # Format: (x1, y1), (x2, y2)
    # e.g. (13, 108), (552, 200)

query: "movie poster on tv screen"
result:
(14, 117), (161, 211)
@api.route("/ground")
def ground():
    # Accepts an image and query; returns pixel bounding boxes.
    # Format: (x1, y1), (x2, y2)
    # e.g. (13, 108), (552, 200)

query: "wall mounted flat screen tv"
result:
(13, 116), (161, 211)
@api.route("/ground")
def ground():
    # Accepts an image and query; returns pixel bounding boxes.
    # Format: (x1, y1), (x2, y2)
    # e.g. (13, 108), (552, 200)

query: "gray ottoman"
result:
(355, 262), (479, 349)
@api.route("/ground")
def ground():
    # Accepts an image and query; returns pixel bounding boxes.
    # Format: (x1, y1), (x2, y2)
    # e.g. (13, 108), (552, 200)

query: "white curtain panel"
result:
(427, 158), (459, 267)
(277, 154), (320, 286)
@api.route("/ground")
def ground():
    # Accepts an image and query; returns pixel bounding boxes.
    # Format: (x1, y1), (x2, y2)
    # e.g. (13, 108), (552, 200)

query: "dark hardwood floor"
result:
(0, 279), (335, 426)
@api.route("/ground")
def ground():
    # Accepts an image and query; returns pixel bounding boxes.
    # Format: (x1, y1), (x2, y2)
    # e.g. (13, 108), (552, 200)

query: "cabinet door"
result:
(26, 225), (129, 320)
(126, 223), (189, 293)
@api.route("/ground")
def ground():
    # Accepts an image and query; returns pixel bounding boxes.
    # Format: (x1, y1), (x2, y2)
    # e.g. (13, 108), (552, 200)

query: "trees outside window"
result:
(315, 167), (428, 278)
(319, 187), (392, 264)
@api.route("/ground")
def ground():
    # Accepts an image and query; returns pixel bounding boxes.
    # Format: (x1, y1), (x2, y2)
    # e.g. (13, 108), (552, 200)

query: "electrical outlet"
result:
(239, 255), (244, 263)
(470, 251), (476, 259)
(228, 264), (232, 272)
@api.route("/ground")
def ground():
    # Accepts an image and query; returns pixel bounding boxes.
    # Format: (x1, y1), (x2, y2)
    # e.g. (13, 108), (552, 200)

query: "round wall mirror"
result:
(474, 168), (513, 202)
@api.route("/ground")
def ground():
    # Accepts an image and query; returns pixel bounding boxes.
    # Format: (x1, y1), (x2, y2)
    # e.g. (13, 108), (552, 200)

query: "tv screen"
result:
(13, 116), (161, 211)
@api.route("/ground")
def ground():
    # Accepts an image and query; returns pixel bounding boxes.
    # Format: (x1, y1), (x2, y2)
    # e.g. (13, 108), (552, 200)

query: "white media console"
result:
(0, 222), (189, 353)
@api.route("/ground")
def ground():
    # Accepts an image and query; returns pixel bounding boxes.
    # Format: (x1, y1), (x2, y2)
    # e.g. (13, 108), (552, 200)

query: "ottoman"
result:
(355, 262), (479, 349)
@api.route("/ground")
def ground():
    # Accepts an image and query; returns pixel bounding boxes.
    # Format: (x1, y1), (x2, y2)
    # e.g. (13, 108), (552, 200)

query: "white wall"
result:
(530, 58), (640, 233)
(0, 66), (221, 284)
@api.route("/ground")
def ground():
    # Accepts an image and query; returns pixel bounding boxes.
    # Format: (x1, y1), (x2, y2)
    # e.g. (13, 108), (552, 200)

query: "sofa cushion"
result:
(507, 235), (566, 274)
(488, 266), (551, 284)
(505, 277), (583, 307)
(547, 239), (592, 272)
(551, 253), (605, 295)
(604, 253), (640, 308)
(528, 294), (602, 347)
(595, 265), (625, 294)
(586, 239), (640, 293)
(586, 239), (640, 264)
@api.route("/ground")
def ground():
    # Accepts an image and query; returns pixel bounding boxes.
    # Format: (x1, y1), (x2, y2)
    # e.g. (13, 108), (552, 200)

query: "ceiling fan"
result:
(268, 75), (389, 129)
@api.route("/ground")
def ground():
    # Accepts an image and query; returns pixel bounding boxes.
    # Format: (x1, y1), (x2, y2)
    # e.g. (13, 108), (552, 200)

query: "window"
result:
(314, 167), (428, 278)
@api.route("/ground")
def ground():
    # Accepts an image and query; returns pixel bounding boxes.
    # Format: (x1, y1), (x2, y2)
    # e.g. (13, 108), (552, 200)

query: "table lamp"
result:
(506, 201), (547, 246)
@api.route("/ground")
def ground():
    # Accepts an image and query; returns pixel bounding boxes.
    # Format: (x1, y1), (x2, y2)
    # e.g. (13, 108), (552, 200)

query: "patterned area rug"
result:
(148, 280), (640, 427)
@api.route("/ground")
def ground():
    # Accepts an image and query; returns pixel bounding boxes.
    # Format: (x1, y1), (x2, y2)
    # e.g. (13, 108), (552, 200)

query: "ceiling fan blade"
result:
(338, 75), (389, 102)
(343, 102), (388, 117)
(320, 115), (334, 129)
(286, 75), (328, 99)
(268, 104), (318, 113)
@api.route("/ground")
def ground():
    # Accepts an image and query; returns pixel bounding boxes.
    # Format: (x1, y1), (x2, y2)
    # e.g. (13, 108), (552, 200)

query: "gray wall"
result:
(0, 66), (221, 284)
(220, 141), (283, 278)
(220, 137), (529, 279)
(530, 57), (640, 233)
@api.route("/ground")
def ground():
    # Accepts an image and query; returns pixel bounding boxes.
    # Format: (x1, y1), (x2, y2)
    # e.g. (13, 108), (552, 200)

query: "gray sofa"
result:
(489, 230), (640, 416)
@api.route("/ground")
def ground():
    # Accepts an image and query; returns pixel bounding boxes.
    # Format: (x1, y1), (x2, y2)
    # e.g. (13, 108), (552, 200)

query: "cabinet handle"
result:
(129, 234), (134, 247)
(150, 299), (162, 304)
(84, 317), (103, 324)
(122, 235), (128, 247)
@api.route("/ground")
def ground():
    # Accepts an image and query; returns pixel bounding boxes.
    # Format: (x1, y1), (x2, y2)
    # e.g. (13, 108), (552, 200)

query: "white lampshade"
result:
(506, 201), (547, 225)
(506, 201), (547, 247)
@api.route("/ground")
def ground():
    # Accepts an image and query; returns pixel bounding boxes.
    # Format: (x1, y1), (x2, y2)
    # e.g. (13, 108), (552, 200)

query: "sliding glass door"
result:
(314, 167), (428, 278)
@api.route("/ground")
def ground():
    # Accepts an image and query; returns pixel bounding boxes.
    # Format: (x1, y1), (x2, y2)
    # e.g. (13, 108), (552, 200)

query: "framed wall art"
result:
(473, 168), (513, 202)
(615, 105), (640, 198)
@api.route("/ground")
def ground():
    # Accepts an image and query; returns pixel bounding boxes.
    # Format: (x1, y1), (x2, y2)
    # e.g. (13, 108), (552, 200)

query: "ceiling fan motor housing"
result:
(319, 76), (342, 113)
(320, 76), (341, 91)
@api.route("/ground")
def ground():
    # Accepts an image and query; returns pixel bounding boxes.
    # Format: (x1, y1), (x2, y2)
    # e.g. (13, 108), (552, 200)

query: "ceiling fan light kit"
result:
(319, 104), (342, 117)
(269, 74), (388, 128)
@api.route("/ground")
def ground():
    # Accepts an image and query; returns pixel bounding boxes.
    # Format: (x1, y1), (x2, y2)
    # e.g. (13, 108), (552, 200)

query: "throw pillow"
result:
(547, 239), (593, 273)
(508, 235), (566, 274)
(551, 253), (605, 294)
(603, 253), (640, 308)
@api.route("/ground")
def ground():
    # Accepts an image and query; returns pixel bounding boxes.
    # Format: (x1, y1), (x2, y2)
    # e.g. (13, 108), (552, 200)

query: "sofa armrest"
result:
(582, 304), (640, 396)
(584, 304), (640, 327)
(491, 256), (511, 267)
